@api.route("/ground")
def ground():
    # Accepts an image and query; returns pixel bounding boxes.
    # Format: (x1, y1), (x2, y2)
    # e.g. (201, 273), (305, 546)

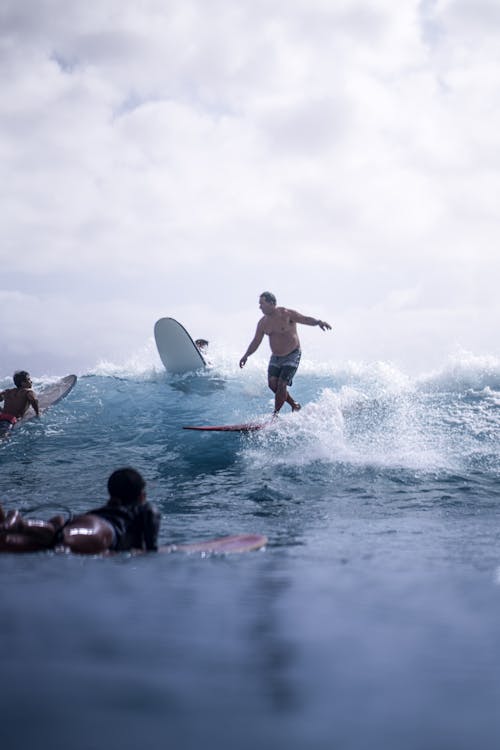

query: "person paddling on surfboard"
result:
(0, 468), (160, 554)
(239, 292), (332, 415)
(0, 371), (39, 435)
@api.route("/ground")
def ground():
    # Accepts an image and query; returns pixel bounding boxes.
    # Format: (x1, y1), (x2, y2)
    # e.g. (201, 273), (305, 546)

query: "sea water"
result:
(1, 345), (500, 750)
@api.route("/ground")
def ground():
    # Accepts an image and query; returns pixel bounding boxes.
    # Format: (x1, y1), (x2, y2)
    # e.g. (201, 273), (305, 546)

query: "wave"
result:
(78, 345), (500, 395)
(2, 348), (499, 485)
(417, 352), (500, 393)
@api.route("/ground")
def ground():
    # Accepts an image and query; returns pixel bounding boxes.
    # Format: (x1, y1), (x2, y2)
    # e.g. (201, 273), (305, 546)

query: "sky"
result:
(1, 0), (499, 376)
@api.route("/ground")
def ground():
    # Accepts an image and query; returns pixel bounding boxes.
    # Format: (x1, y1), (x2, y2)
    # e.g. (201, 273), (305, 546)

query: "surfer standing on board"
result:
(0, 371), (39, 433)
(239, 292), (332, 415)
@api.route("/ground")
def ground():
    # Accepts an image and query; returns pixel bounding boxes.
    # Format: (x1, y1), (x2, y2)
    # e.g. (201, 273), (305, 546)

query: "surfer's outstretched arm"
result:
(288, 310), (332, 330)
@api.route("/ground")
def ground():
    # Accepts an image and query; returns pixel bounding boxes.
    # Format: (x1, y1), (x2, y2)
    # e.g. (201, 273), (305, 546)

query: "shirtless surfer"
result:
(0, 468), (160, 554)
(0, 371), (39, 435)
(239, 292), (332, 415)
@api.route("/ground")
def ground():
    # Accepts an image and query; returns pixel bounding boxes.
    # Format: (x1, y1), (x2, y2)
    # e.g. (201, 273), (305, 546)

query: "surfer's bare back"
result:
(0, 371), (39, 435)
(239, 292), (332, 415)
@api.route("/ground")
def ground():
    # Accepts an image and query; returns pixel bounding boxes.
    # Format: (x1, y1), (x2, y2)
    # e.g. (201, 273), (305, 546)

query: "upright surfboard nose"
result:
(154, 318), (207, 375)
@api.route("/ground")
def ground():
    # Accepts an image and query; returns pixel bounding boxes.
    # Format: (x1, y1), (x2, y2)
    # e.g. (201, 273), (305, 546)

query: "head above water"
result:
(260, 291), (276, 306)
(107, 467), (146, 506)
(13, 371), (31, 388)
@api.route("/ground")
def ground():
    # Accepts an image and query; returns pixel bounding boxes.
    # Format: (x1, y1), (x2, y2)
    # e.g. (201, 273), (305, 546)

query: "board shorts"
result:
(268, 348), (302, 386)
(0, 414), (16, 436)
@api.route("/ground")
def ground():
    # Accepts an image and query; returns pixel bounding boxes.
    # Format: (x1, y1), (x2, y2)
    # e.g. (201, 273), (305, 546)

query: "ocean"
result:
(1, 345), (500, 750)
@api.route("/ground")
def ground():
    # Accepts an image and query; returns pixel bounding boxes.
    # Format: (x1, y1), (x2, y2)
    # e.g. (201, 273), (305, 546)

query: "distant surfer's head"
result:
(259, 292), (276, 315)
(195, 339), (209, 351)
(107, 468), (146, 506)
(13, 371), (30, 388)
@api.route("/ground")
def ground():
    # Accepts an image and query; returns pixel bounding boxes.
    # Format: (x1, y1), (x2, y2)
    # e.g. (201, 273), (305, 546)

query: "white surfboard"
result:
(18, 375), (77, 425)
(154, 318), (207, 375)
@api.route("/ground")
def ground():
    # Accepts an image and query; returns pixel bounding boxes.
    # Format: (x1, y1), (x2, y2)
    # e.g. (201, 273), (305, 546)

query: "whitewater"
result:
(2, 345), (500, 750)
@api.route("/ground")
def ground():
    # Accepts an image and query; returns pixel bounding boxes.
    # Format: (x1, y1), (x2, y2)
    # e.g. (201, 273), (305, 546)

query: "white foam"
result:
(73, 342), (500, 476)
(90, 337), (164, 380)
(417, 351), (500, 393)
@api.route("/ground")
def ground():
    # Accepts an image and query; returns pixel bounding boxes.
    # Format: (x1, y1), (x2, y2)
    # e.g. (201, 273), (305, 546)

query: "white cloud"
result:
(0, 0), (499, 375)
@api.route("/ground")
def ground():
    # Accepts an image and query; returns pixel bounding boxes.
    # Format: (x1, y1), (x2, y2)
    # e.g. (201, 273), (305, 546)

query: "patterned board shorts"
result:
(268, 348), (302, 386)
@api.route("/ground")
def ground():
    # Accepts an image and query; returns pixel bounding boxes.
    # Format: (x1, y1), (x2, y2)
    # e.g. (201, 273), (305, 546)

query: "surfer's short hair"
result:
(13, 371), (30, 388)
(107, 468), (145, 505)
(260, 291), (277, 305)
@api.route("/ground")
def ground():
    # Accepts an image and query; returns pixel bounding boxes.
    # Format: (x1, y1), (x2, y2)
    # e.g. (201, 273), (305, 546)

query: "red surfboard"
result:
(183, 422), (269, 433)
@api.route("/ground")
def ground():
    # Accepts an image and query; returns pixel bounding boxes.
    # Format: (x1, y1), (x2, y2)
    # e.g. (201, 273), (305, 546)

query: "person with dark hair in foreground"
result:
(239, 292), (332, 415)
(0, 468), (160, 554)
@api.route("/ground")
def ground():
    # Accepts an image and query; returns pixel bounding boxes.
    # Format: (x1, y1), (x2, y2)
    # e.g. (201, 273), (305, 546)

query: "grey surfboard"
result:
(18, 374), (77, 425)
(154, 318), (206, 375)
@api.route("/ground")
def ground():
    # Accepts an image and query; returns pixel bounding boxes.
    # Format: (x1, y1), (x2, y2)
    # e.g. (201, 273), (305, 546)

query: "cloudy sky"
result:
(1, 0), (499, 376)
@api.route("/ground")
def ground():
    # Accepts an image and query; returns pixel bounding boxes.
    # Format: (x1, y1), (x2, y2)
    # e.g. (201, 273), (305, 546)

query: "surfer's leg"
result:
(268, 375), (278, 394)
(60, 514), (115, 554)
(277, 384), (301, 412)
(276, 356), (301, 412)
(0, 531), (55, 552)
(268, 375), (300, 414)
(1, 509), (22, 530)
(1, 509), (60, 541)
(268, 375), (284, 413)
(273, 378), (290, 414)
(0, 511), (59, 551)
(22, 519), (60, 545)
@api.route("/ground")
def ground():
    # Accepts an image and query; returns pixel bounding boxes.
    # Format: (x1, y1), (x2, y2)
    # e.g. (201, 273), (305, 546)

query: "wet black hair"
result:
(260, 291), (277, 305)
(13, 371), (30, 388)
(107, 467), (145, 505)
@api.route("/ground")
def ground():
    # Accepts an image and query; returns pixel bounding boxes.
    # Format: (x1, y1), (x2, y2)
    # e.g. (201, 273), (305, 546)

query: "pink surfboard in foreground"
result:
(159, 533), (268, 554)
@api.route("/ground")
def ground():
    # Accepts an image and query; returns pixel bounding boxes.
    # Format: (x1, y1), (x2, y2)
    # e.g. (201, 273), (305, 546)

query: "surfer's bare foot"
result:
(291, 403), (301, 412)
